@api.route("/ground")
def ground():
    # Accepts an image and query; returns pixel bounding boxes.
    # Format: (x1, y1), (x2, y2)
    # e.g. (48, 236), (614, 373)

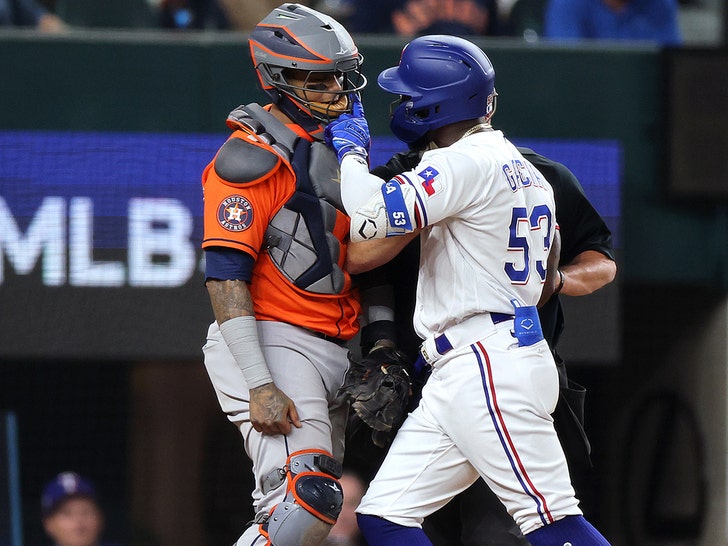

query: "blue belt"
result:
(414, 313), (514, 376)
(433, 312), (514, 355)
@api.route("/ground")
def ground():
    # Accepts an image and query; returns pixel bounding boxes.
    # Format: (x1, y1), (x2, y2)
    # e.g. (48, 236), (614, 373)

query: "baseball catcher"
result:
(339, 345), (413, 448)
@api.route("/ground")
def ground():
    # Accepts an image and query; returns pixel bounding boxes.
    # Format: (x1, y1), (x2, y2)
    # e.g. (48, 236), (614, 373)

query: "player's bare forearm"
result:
(559, 250), (617, 297)
(206, 279), (255, 324)
(207, 278), (302, 435)
(346, 231), (419, 274)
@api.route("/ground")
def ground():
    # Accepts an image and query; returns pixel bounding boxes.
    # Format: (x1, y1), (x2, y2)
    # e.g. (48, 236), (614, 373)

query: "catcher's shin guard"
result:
(260, 449), (344, 546)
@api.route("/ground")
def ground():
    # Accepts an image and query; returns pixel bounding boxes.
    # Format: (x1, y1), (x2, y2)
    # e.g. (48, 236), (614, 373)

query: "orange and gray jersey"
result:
(202, 104), (360, 340)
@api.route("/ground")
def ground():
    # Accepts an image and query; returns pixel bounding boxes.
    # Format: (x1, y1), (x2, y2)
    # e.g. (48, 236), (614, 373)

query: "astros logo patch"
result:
(217, 195), (254, 232)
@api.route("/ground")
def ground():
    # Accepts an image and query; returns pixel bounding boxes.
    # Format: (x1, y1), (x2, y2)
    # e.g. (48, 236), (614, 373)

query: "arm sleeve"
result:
(340, 154), (387, 215)
(341, 154), (421, 241)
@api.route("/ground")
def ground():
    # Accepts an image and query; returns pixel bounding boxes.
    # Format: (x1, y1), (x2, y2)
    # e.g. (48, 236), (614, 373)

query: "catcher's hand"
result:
(339, 346), (413, 447)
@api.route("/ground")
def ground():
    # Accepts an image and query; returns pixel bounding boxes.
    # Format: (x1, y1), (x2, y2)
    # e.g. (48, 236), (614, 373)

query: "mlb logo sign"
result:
(418, 167), (441, 197)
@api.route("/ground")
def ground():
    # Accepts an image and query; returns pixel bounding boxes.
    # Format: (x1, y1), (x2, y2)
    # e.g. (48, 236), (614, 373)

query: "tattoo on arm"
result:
(206, 279), (255, 323)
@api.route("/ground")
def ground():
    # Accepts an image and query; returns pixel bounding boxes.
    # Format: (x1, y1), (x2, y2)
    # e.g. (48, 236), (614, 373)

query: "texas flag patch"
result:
(417, 166), (441, 197)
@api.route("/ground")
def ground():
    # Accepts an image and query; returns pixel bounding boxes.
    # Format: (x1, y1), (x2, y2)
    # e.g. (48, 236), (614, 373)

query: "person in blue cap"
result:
(41, 471), (121, 546)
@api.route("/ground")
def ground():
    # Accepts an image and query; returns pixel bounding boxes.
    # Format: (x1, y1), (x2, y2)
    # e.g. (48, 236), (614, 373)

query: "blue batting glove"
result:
(325, 95), (370, 163)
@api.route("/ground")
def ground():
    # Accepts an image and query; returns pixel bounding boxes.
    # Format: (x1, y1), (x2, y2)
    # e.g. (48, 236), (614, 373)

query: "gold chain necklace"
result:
(461, 123), (492, 139)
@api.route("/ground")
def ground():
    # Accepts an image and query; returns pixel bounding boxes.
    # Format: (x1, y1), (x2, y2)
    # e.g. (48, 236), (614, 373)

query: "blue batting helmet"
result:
(377, 35), (496, 144)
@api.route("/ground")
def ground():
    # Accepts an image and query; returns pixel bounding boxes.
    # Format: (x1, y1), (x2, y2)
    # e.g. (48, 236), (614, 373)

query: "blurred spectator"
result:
(216, 0), (313, 31)
(53, 0), (154, 29)
(41, 471), (121, 546)
(158, 0), (229, 30)
(504, 0), (547, 40)
(323, 470), (367, 546)
(345, 0), (501, 36)
(543, 0), (682, 44)
(312, 0), (354, 21)
(0, 0), (68, 32)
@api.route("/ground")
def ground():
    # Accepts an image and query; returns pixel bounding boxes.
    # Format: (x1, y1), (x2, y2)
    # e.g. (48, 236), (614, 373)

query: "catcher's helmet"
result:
(249, 3), (367, 135)
(377, 35), (497, 144)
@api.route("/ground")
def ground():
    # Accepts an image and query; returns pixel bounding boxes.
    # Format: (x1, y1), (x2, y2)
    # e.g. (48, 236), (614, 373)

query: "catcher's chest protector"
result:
(230, 104), (349, 295)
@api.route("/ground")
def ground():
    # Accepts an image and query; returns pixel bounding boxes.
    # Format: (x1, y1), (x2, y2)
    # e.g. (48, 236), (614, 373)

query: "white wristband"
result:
(218, 316), (273, 389)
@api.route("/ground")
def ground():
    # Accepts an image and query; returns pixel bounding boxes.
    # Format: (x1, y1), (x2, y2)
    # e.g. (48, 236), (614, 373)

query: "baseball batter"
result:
(200, 4), (367, 545)
(326, 35), (612, 545)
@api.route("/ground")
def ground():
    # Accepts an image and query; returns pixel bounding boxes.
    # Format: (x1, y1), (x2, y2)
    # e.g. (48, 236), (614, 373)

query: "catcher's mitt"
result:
(339, 346), (413, 447)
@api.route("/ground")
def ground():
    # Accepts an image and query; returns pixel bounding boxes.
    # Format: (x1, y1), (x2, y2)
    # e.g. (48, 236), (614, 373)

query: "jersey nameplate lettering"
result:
(502, 159), (547, 193)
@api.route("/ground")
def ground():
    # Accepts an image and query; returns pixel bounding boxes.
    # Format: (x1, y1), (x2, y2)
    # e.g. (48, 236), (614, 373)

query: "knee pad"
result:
(260, 449), (344, 546)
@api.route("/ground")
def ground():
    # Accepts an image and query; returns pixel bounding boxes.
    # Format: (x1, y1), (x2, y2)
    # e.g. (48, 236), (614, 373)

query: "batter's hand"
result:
(249, 383), (302, 435)
(324, 95), (370, 162)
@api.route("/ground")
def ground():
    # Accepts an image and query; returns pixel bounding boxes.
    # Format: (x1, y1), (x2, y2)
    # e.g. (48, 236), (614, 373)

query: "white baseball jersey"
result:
(342, 129), (556, 339)
(342, 131), (584, 536)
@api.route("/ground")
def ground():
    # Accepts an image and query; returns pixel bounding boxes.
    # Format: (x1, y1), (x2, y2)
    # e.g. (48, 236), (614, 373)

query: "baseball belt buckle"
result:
(419, 334), (453, 366)
(419, 344), (436, 367)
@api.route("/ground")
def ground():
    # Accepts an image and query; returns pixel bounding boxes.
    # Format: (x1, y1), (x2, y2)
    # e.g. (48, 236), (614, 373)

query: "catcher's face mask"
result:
(282, 69), (352, 120)
(249, 3), (367, 133)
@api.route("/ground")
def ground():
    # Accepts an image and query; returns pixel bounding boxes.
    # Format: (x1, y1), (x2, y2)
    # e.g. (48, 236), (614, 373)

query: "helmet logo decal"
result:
(217, 195), (254, 232)
(418, 166), (441, 197)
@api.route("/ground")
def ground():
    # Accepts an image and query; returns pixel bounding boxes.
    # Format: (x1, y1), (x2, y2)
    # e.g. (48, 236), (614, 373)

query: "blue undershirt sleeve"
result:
(204, 247), (255, 283)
